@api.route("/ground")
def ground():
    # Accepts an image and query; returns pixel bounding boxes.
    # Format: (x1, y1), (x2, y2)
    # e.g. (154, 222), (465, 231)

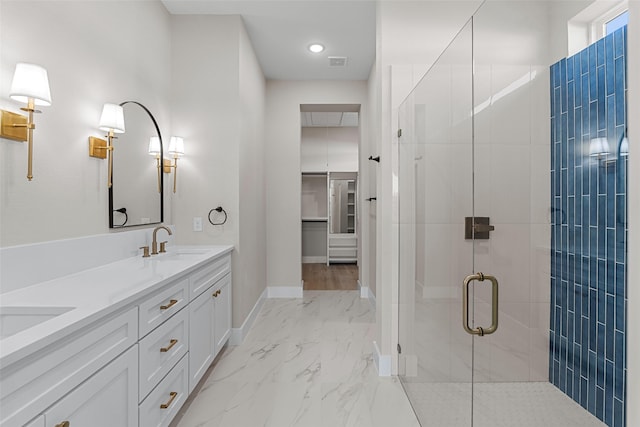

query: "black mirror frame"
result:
(108, 101), (164, 228)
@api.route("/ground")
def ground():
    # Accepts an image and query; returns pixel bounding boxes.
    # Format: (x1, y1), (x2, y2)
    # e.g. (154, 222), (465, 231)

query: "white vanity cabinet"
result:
(44, 344), (139, 427)
(1, 247), (233, 427)
(0, 307), (138, 427)
(188, 271), (232, 392)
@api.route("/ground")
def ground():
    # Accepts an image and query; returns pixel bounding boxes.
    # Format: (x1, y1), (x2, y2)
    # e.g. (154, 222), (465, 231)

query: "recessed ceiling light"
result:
(308, 43), (324, 53)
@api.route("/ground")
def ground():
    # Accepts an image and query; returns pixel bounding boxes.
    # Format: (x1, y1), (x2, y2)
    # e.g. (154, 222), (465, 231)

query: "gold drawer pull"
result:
(55, 422), (70, 427)
(160, 391), (178, 409)
(213, 290), (221, 298)
(160, 299), (178, 310)
(160, 339), (178, 353)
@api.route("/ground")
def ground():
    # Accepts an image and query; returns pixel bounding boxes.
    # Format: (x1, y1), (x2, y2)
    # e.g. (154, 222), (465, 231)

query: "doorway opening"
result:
(300, 104), (360, 291)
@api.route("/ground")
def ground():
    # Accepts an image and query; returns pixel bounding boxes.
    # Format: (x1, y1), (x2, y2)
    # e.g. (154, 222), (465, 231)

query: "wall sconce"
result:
(148, 136), (162, 193)
(89, 103), (125, 187)
(589, 137), (610, 159)
(589, 137), (615, 168)
(619, 136), (628, 157)
(0, 63), (52, 181)
(163, 136), (184, 193)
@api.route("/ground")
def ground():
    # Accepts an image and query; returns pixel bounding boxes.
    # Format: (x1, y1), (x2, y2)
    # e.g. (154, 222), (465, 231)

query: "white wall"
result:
(237, 21), (268, 327)
(170, 15), (266, 327)
(364, 63), (378, 299)
(265, 80), (368, 289)
(0, 1), (172, 247)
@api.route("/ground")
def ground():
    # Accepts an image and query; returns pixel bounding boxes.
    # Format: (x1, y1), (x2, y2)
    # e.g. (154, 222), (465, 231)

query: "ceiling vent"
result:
(328, 56), (348, 67)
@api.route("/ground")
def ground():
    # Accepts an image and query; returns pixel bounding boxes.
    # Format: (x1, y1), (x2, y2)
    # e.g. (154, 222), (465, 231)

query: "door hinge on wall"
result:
(397, 129), (402, 137)
(397, 343), (402, 354)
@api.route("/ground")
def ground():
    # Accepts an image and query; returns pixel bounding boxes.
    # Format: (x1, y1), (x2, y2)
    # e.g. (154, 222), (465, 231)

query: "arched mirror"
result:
(109, 101), (163, 228)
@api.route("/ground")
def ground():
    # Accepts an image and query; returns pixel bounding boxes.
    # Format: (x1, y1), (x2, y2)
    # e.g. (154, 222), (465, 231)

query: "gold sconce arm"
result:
(1, 99), (40, 181)
(155, 155), (162, 193)
(162, 157), (179, 193)
(88, 133), (116, 188)
(172, 157), (179, 193)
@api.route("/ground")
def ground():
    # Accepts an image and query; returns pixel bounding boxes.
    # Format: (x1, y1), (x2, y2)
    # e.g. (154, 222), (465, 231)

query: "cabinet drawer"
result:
(44, 345), (138, 427)
(139, 354), (188, 427)
(139, 308), (188, 401)
(329, 247), (357, 257)
(189, 255), (231, 300)
(139, 278), (188, 338)
(0, 307), (137, 427)
(328, 236), (357, 247)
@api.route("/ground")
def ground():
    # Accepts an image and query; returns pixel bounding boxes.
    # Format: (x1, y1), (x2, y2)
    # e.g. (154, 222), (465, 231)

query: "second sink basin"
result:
(0, 306), (75, 340)
(156, 248), (211, 261)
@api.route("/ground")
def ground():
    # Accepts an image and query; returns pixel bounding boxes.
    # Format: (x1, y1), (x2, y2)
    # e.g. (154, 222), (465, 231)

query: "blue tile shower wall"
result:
(549, 27), (627, 427)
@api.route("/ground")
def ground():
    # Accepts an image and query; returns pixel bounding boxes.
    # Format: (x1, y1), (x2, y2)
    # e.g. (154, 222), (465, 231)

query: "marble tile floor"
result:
(172, 291), (420, 427)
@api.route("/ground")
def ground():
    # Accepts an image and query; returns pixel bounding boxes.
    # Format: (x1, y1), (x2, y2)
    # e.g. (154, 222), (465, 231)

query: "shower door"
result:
(398, 0), (629, 425)
(397, 9), (549, 422)
(398, 2), (617, 426)
(397, 17), (475, 426)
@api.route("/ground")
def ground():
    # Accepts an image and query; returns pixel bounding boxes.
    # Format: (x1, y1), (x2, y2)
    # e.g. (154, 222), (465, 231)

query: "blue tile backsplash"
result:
(550, 27), (627, 427)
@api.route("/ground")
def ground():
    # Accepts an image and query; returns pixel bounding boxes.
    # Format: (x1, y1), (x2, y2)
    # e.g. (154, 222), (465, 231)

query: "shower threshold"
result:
(400, 381), (606, 427)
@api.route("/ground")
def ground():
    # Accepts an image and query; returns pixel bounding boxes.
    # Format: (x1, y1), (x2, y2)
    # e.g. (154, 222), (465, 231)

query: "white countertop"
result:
(0, 245), (233, 368)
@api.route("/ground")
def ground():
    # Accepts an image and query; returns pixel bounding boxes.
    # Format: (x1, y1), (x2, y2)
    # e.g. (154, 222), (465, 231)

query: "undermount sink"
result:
(0, 306), (75, 340)
(156, 248), (211, 260)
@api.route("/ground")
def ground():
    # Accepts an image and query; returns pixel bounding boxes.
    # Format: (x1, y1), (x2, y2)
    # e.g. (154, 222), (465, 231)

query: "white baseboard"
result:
(363, 285), (376, 309)
(229, 287), (267, 345)
(302, 256), (327, 264)
(267, 284), (303, 298)
(358, 279), (375, 300)
(373, 340), (391, 377)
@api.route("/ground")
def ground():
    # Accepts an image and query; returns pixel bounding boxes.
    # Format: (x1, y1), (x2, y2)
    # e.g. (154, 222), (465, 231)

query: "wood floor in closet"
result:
(302, 263), (359, 290)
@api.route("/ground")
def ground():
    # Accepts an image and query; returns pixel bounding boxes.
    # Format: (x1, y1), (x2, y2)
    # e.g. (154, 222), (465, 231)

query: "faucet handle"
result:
(159, 241), (167, 253)
(140, 246), (150, 258)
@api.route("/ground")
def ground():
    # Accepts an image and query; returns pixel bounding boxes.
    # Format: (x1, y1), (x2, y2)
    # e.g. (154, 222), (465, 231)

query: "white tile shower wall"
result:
(0, 227), (174, 294)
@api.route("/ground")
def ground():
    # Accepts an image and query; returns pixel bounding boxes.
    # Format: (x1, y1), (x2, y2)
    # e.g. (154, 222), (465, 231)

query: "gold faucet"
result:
(151, 225), (172, 255)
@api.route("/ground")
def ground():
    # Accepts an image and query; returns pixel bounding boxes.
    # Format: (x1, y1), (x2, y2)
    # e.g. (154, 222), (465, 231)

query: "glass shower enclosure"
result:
(397, 2), (627, 426)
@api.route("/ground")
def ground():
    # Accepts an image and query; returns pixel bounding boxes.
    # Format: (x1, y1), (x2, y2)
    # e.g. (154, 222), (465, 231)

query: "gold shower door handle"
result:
(462, 272), (499, 336)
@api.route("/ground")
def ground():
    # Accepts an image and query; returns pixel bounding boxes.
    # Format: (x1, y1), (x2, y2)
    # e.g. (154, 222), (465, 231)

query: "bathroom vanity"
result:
(0, 244), (232, 427)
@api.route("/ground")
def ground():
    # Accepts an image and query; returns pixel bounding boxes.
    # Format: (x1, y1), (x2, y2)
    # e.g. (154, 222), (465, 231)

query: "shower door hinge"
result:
(397, 343), (402, 354)
(397, 128), (402, 137)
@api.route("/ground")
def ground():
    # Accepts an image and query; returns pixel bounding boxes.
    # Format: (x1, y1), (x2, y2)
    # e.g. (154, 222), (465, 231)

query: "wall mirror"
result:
(109, 101), (163, 228)
(329, 176), (356, 234)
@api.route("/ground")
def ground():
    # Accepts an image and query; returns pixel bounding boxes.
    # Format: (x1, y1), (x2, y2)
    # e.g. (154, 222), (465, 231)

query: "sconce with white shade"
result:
(0, 63), (52, 181)
(589, 137), (610, 159)
(163, 136), (184, 193)
(89, 103), (125, 188)
(148, 136), (162, 193)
